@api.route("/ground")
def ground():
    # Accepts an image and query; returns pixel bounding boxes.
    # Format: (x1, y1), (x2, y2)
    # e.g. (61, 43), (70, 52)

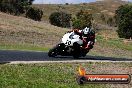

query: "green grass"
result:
(0, 62), (131, 88)
(0, 63), (108, 88)
(88, 35), (132, 58)
(96, 35), (132, 51)
(0, 35), (131, 52)
(0, 43), (49, 52)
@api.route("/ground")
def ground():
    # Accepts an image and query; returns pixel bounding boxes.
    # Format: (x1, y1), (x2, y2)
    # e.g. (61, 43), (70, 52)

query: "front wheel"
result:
(48, 43), (65, 57)
(48, 46), (58, 57)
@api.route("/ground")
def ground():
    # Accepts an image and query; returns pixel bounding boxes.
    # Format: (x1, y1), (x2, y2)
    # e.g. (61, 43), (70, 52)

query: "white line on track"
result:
(8, 60), (132, 64)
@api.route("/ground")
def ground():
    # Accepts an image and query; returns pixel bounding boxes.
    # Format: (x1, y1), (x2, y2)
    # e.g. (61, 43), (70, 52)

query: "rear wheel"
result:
(73, 42), (80, 58)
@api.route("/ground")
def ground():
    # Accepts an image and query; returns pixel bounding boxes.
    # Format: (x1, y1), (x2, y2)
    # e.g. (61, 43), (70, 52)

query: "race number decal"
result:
(65, 40), (71, 45)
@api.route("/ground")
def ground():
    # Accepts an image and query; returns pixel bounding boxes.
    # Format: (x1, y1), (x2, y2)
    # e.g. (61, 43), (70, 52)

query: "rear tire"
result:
(73, 42), (80, 58)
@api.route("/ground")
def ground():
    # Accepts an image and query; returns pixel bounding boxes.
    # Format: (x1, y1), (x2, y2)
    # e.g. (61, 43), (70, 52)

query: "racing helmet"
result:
(82, 27), (91, 35)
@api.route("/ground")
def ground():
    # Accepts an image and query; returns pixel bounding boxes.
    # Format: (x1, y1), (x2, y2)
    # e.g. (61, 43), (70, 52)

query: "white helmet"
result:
(83, 27), (90, 35)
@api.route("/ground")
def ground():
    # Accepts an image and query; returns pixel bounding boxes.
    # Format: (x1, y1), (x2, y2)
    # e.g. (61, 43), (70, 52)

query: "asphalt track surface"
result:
(0, 50), (131, 64)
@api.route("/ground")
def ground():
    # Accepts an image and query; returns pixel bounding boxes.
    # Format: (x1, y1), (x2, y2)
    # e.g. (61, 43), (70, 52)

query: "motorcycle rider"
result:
(72, 27), (95, 55)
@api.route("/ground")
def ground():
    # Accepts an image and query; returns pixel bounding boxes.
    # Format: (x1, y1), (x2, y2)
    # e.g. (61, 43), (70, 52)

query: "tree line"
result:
(0, 0), (43, 21)
(49, 10), (93, 30)
(49, 4), (132, 39)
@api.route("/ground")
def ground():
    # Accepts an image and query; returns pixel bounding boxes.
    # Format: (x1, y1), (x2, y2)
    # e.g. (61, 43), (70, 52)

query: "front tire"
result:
(48, 43), (65, 57)
(48, 46), (58, 57)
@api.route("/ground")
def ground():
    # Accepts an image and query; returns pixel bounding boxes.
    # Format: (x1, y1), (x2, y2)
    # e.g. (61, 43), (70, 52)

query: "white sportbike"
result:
(48, 31), (91, 58)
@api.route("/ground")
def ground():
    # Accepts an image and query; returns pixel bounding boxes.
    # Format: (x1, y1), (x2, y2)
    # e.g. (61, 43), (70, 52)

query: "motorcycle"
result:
(48, 31), (90, 58)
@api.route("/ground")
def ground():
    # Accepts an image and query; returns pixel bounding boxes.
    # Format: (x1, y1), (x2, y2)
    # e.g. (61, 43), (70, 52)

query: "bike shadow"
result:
(55, 55), (132, 61)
